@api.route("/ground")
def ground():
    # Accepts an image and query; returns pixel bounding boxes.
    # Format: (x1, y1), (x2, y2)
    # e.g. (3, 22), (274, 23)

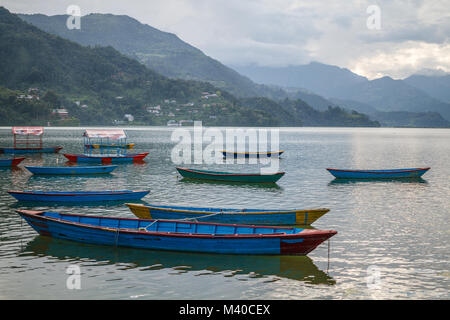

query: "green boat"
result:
(176, 167), (285, 183)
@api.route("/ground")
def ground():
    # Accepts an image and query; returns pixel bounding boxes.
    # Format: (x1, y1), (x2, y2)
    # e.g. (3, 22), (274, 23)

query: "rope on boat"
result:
(137, 209), (250, 230)
(327, 238), (331, 273)
(138, 214), (221, 234)
(178, 212), (223, 221)
(139, 220), (159, 231)
(114, 220), (121, 246)
(178, 209), (250, 221)
(114, 228), (120, 246)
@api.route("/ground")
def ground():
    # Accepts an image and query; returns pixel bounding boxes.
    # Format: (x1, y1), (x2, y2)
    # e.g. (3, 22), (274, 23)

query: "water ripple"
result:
(0, 127), (448, 299)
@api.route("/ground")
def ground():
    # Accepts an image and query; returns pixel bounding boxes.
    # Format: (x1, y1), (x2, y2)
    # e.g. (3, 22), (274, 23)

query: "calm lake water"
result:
(0, 126), (449, 300)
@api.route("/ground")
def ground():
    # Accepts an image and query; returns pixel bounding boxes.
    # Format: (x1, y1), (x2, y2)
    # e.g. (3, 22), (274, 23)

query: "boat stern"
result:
(280, 229), (337, 255)
(11, 157), (26, 166)
(295, 208), (330, 225)
(63, 154), (78, 162)
(16, 209), (53, 237)
(16, 209), (44, 216)
(126, 203), (151, 219)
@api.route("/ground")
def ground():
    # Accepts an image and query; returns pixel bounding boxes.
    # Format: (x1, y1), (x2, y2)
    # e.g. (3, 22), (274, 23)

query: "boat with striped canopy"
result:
(0, 127), (62, 154)
(16, 209), (337, 255)
(326, 167), (430, 179)
(126, 203), (330, 226)
(64, 129), (146, 163)
(176, 167), (285, 183)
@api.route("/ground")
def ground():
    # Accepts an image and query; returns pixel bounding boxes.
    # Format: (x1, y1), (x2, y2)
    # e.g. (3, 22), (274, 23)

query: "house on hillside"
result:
(52, 108), (69, 118)
(147, 105), (161, 114)
(179, 120), (194, 126)
(201, 92), (218, 99)
(167, 120), (179, 127)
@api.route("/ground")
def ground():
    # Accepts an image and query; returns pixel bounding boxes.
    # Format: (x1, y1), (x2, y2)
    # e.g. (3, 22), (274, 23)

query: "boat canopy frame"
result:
(83, 129), (129, 156)
(12, 127), (44, 148)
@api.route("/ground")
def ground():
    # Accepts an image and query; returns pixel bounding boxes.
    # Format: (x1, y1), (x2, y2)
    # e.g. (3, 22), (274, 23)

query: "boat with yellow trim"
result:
(126, 203), (330, 226)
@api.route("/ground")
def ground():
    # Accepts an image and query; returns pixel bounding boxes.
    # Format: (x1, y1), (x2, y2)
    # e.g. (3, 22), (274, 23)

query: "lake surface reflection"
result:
(0, 127), (448, 299)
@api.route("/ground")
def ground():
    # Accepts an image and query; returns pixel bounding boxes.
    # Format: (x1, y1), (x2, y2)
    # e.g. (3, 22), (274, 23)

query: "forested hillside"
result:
(0, 7), (277, 126)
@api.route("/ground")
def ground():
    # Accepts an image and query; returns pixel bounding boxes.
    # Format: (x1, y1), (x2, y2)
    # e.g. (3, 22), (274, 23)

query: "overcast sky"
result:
(2, 0), (449, 79)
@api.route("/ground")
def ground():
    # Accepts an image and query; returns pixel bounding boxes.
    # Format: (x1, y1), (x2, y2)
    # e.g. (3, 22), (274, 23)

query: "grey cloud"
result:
(360, 19), (450, 44)
(1, 0), (449, 78)
(241, 13), (322, 45)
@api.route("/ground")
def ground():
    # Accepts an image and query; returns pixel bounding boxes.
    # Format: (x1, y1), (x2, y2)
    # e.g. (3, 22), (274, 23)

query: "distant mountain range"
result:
(17, 11), (450, 127)
(233, 62), (368, 99)
(0, 7), (278, 126)
(233, 63), (450, 123)
(404, 74), (450, 103)
(17, 12), (286, 100)
(0, 7), (381, 127)
(18, 12), (450, 127)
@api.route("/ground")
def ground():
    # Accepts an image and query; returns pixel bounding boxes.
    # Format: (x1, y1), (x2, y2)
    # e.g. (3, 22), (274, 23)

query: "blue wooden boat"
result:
(25, 165), (118, 175)
(0, 146), (62, 154)
(8, 190), (150, 202)
(326, 167), (430, 179)
(16, 209), (337, 255)
(176, 167), (285, 183)
(126, 203), (330, 226)
(221, 150), (284, 158)
(0, 157), (25, 167)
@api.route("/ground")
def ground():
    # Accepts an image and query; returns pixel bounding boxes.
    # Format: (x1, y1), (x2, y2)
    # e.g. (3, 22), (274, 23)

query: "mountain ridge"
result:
(0, 7), (381, 127)
(233, 63), (450, 121)
(0, 7), (279, 126)
(17, 11), (382, 114)
(17, 12), (281, 99)
(404, 74), (450, 103)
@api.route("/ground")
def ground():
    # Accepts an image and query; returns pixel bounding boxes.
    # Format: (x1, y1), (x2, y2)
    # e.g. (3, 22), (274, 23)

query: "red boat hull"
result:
(63, 153), (148, 163)
(0, 157), (25, 167)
